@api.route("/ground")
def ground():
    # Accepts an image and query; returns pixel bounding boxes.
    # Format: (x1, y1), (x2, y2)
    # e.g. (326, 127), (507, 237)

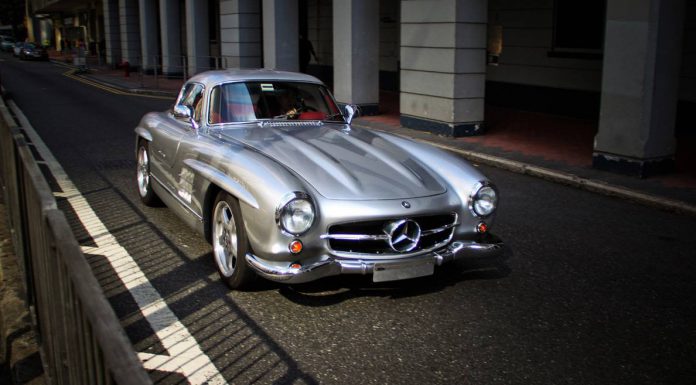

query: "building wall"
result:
(306, 0), (400, 89)
(219, 0), (262, 68)
(306, 0), (332, 67)
(681, 0), (696, 102)
(486, 0), (603, 92)
(379, 0), (400, 73)
(487, 0), (696, 104)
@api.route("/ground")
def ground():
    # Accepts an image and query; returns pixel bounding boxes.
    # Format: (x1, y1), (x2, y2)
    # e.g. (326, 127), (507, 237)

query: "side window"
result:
(176, 83), (205, 123)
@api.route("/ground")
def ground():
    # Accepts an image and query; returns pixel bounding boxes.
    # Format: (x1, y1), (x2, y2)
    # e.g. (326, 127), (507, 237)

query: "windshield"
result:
(208, 81), (343, 124)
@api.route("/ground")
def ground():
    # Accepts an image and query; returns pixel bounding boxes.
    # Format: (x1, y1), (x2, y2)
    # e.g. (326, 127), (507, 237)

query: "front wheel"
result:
(212, 192), (256, 289)
(136, 140), (161, 206)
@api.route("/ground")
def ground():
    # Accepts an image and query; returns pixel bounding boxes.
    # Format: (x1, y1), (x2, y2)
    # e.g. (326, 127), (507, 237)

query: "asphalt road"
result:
(2, 54), (696, 385)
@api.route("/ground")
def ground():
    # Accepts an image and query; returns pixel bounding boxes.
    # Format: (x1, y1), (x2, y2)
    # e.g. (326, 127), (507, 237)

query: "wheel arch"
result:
(135, 127), (153, 157)
(186, 158), (260, 243)
(202, 182), (222, 243)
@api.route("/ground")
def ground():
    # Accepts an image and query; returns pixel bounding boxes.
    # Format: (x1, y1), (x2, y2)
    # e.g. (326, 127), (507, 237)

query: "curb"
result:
(50, 59), (178, 98)
(430, 142), (696, 216)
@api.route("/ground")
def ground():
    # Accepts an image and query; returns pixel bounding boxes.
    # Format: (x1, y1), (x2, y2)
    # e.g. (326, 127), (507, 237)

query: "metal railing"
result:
(0, 94), (152, 384)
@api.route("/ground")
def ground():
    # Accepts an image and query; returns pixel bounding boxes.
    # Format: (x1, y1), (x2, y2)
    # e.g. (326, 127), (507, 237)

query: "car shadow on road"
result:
(275, 253), (513, 307)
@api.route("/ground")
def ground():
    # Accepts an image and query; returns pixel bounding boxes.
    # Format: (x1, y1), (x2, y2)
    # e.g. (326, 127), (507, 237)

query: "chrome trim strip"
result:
(183, 158), (260, 209)
(421, 222), (458, 236)
(329, 238), (453, 260)
(150, 174), (203, 221)
(320, 233), (390, 241)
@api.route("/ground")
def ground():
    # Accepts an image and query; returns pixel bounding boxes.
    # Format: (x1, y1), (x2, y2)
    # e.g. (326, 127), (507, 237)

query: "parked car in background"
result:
(134, 69), (505, 289)
(13, 42), (24, 57)
(0, 36), (16, 52)
(18, 42), (48, 61)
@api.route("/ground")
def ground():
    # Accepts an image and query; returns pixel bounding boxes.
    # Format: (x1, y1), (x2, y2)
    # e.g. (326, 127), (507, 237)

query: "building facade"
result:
(26, 0), (696, 177)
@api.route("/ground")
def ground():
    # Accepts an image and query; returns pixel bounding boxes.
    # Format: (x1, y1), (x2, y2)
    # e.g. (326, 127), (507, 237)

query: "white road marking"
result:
(9, 100), (227, 384)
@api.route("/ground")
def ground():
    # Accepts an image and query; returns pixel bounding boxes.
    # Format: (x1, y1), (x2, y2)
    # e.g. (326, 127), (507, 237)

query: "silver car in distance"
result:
(135, 69), (504, 289)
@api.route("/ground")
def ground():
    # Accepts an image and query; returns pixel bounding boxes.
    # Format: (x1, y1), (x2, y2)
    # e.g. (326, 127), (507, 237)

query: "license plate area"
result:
(372, 259), (434, 282)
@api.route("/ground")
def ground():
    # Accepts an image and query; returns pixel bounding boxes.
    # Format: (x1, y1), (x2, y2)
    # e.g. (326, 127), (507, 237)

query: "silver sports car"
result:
(135, 69), (504, 289)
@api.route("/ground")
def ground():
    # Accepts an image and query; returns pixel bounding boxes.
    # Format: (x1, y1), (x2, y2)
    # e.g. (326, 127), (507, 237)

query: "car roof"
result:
(187, 69), (325, 89)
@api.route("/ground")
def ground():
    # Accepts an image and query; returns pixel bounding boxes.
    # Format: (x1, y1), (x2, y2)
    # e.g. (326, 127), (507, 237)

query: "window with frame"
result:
(176, 83), (205, 123)
(551, 0), (606, 58)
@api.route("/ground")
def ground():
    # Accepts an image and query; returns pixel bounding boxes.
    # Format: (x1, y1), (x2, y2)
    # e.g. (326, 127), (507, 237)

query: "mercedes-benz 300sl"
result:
(135, 69), (504, 289)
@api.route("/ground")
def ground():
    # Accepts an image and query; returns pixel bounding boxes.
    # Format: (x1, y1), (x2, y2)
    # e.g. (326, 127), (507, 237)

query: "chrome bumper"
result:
(245, 237), (504, 284)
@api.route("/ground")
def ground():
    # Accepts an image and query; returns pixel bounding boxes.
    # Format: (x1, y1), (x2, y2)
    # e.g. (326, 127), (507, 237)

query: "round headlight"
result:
(471, 183), (498, 217)
(279, 198), (315, 235)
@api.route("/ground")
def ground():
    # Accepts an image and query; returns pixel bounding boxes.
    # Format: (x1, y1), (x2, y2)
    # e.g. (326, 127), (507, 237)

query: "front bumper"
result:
(245, 236), (504, 284)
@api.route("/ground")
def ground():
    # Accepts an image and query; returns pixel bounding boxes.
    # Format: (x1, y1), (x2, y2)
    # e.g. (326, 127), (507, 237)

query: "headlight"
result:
(470, 182), (498, 217)
(277, 193), (315, 235)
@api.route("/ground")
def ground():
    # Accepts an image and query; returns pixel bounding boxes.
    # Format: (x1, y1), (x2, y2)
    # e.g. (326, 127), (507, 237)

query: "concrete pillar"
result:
(94, 4), (103, 64)
(262, 0), (298, 70)
(159, 0), (182, 76)
(333, 0), (379, 114)
(185, 0), (210, 76)
(220, 0), (262, 68)
(119, 0), (141, 66)
(593, 0), (686, 177)
(399, 0), (487, 136)
(103, 0), (121, 65)
(138, 0), (159, 72)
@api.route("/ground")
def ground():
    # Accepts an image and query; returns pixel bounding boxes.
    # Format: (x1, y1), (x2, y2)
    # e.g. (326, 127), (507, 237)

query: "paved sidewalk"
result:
(54, 55), (696, 216)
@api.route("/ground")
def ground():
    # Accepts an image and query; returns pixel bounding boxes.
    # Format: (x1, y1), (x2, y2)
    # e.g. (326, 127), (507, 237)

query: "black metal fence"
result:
(0, 95), (151, 384)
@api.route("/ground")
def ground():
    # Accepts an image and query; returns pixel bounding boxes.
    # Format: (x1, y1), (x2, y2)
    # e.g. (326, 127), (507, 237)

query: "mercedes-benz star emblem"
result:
(384, 219), (421, 252)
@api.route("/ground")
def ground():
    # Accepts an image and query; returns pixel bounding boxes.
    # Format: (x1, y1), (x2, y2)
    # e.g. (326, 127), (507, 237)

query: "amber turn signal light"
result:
(289, 240), (303, 254)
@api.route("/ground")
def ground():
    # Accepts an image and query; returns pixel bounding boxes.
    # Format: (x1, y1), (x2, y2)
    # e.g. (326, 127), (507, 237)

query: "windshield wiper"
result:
(323, 112), (345, 122)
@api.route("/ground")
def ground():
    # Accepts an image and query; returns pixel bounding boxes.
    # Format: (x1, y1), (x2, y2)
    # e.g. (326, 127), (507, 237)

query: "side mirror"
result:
(173, 104), (199, 133)
(344, 104), (359, 125)
(173, 104), (192, 120)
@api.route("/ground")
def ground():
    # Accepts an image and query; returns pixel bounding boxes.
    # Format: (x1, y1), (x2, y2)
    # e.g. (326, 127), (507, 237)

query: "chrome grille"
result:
(324, 213), (457, 255)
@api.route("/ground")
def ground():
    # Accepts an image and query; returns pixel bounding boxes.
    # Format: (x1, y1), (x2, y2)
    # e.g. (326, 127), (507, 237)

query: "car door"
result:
(149, 82), (205, 192)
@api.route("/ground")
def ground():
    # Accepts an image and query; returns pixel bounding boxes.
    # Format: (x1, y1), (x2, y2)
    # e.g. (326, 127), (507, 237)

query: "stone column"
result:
(593, 0), (686, 177)
(119, 0), (141, 66)
(185, 0), (210, 76)
(103, 0), (121, 65)
(400, 0), (487, 136)
(159, 0), (182, 76)
(138, 0), (159, 72)
(262, 0), (298, 71)
(332, 0), (379, 114)
(220, 0), (262, 68)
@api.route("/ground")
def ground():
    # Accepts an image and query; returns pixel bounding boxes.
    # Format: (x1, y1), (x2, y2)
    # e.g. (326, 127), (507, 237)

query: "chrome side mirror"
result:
(173, 104), (192, 120)
(173, 104), (199, 133)
(344, 104), (358, 125)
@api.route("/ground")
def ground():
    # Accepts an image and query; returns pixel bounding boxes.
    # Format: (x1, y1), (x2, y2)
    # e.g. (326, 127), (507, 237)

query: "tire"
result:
(211, 191), (256, 289)
(136, 140), (161, 206)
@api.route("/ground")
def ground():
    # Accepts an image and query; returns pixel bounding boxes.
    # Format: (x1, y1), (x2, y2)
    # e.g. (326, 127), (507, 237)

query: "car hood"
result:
(217, 123), (447, 200)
